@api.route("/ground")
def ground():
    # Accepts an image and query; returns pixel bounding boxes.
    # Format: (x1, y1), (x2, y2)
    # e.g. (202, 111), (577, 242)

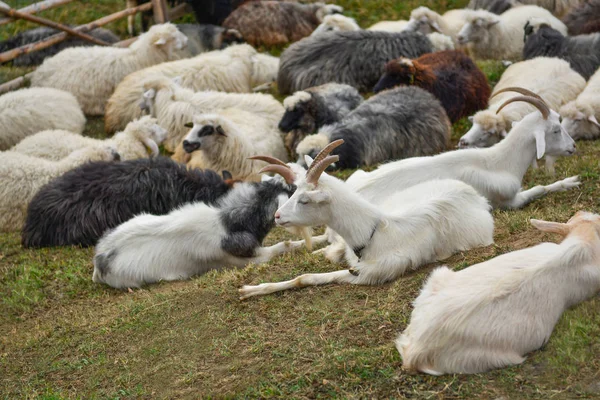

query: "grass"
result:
(2, 0), (600, 398)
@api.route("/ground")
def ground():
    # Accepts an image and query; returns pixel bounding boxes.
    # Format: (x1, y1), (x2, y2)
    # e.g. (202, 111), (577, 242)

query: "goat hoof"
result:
(349, 268), (359, 276)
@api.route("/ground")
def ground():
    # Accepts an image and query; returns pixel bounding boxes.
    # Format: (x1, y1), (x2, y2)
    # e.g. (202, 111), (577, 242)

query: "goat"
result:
(238, 140), (494, 300)
(398, 211), (600, 375)
(373, 50), (490, 123)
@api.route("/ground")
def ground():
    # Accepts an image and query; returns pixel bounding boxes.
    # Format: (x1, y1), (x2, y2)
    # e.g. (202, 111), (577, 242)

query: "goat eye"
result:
(298, 199), (309, 205)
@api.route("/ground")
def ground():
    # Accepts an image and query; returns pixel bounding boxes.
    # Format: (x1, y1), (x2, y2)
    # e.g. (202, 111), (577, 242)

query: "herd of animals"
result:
(1, 0), (600, 377)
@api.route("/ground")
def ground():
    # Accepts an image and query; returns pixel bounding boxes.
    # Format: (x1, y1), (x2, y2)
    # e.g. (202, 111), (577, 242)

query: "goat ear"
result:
(533, 128), (546, 159)
(154, 37), (167, 46)
(306, 190), (331, 204)
(530, 219), (570, 236)
(304, 155), (314, 168)
(430, 20), (442, 32)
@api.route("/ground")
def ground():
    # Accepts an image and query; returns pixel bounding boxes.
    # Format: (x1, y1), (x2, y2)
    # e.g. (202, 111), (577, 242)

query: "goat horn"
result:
(249, 155), (290, 168)
(496, 95), (549, 120)
(307, 139), (344, 172)
(492, 87), (546, 104)
(258, 165), (296, 185)
(306, 155), (339, 185)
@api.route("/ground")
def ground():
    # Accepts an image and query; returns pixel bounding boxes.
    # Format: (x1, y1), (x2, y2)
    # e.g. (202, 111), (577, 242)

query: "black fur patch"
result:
(94, 250), (117, 278)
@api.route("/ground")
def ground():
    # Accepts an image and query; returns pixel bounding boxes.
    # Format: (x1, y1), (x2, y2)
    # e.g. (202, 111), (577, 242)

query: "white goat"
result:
(105, 44), (279, 133)
(172, 113), (288, 181)
(140, 76), (284, 152)
(560, 67), (600, 140)
(398, 211), (600, 375)
(11, 116), (166, 161)
(238, 140), (494, 300)
(456, 6), (567, 60)
(405, 6), (472, 44)
(30, 23), (188, 116)
(0, 87), (85, 150)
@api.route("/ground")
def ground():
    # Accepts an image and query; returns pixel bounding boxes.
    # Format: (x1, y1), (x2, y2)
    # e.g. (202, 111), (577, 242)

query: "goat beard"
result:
(284, 225), (313, 251)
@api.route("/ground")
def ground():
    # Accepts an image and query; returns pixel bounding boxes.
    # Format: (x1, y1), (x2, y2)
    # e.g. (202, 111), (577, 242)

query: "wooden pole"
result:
(0, 72), (33, 94)
(151, 0), (168, 24)
(0, 3), (111, 46)
(0, 2), (153, 64)
(168, 2), (191, 21)
(0, 0), (74, 26)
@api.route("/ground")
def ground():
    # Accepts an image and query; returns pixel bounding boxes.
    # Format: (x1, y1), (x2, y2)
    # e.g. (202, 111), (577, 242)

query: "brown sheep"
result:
(222, 1), (343, 47)
(373, 50), (490, 123)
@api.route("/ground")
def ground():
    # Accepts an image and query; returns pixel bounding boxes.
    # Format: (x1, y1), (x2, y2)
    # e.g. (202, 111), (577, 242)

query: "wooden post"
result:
(168, 2), (191, 21)
(0, 3), (111, 46)
(0, 0), (74, 26)
(151, 0), (168, 24)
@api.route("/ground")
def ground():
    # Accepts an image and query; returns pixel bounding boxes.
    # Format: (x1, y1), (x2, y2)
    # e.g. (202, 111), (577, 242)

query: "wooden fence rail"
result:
(0, 0), (74, 26)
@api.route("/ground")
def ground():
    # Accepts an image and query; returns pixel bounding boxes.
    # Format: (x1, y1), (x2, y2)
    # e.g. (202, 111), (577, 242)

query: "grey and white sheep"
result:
(176, 23), (244, 55)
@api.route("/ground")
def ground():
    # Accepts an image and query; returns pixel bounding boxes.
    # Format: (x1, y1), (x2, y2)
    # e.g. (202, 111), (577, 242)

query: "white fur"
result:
(30, 23), (188, 116)
(456, 7), (567, 60)
(283, 91), (312, 110)
(0, 88), (85, 150)
(367, 20), (410, 32)
(426, 32), (456, 51)
(560, 68), (600, 140)
(405, 7), (472, 44)
(105, 44), (279, 133)
(0, 146), (118, 231)
(11, 116), (166, 161)
(312, 14), (361, 35)
(176, 112), (288, 181)
(239, 172), (494, 300)
(398, 211), (600, 375)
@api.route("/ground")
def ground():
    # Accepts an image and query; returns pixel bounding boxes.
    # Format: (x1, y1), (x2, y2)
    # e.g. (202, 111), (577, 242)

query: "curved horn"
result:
(491, 87), (545, 103)
(496, 95), (549, 120)
(249, 155), (290, 168)
(306, 155), (339, 185)
(258, 165), (296, 184)
(307, 139), (345, 172)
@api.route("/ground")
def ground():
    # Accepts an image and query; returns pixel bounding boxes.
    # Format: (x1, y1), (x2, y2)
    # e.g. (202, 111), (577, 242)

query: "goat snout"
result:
(275, 211), (281, 220)
(182, 140), (200, 153)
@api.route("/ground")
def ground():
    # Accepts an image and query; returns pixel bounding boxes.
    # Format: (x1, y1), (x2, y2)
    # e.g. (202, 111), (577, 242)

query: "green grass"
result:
(2, 0), (600, 398)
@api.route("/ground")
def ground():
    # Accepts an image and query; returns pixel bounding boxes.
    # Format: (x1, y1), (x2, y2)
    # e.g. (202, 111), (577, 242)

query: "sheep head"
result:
(141, 23), (188, 55)
(124, 116), (167, 157)
(140, 76), (176, 115)
(219, 28), (245, 49)
(312, 14), (360, 35)
(457, 12), (500, 45)
(315, 4), (344, 22)
(560, 101), (600, 140)
(406, 7), (443, 34)
(182, 114), (229, 154)
(374, 58), (416, 93)
(280, 91), (314, 133)
(458, 110), (507, 148)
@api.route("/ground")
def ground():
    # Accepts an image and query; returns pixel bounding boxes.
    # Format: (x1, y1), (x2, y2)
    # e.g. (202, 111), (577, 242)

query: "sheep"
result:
(105, 44), (279, 133)
(22, 157), (235, 248)
(398, 211), (600, 375)
(176, 24), (245, 56)
(467, 0), (515, 15)
(458, 57), (585, 150)
(0, 146), (120, 232)
(92, 174), (313, 289)
(0, 87), (85, 151)
(523, 20), (600, 80)
(172, 112), (288, 180)
(0, 26), (119, 67)
(560, 67), (600, 140)
(456, 6), (568, 60)
(139, 76), (284, 152)
(562, 0), (600, 35)
(404, 6), (473, 44)
(312, 14), (361, 35)
(30, 23), (189, 116)
(279, 83), (363, 155)
(222, 1), (343, 46)
(237, 140), (494, 300)
(367, 20), (410, 32)
(11, 116), (166, 161)
(350, 89), (580, 210)
(277, 30), (442, 94)
(373, 50), (491, 123)
(294, 86), (451, 170)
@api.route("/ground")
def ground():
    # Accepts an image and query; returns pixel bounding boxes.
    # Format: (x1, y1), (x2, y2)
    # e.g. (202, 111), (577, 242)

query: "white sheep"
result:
(30, 23), (188, 116)
(105, 44), (279, 133)
(456, 6), (568, 60)
(398, 211), (600, 375)
(0, 146), (119, 232)
(11, 116), (167, 161)
(140, 76), (284, 152)
(238, 140), (494, 300)
(311, 14), (361, 35)
(367, 20), (410, 32)
(173, 112), (288, 181)
(560, 67), (600, 140)
(0, 87), (85, 150)
(459, 57), (585, 154)
(405, 6), (473, 44)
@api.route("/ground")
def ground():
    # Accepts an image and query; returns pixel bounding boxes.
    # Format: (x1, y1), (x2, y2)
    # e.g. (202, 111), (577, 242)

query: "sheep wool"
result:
(560, 67), (600, 140)
(30, 23), (188, 116)
(0, 87), (85, 151)
(562, 0), (600, 35)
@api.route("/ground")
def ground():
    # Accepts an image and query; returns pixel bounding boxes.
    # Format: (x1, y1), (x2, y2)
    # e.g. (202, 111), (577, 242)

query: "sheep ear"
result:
(172, 76), (183, 86)
(184, 122), (193, 128)
(530, 219), (570, 236)
(533, 128), (546, 159)
(588, 115), (600, 127)
(222, 170), (233, 180)
(154, 37), (167, 46)
(143, 88), (156, 99)
(430, 21), (442, 32)
(143, 137), (160, 157)
(468, 116), (474, 123)
(304, 155), (314, 167)
(216, 125), (226, 136)
(487, 19), (500, 27)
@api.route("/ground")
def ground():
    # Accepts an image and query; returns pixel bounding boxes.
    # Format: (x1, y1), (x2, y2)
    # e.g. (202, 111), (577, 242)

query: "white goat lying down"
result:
(239, 140), (494, 300)
(351, 88), (579, 210)
(398, 211), (600, 375)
